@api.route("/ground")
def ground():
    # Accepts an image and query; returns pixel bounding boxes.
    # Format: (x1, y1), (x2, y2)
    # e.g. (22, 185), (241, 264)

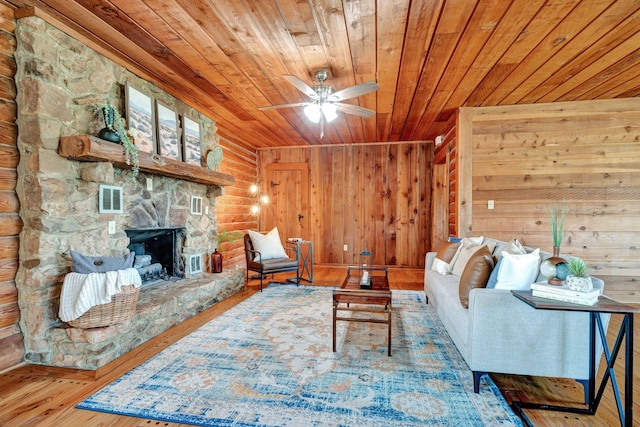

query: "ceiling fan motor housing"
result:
(314, 69), (329, 82)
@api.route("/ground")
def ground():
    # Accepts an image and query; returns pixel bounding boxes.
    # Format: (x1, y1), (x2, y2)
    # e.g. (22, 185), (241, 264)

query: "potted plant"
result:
(94, 102), (140, 177)
(549, 201), (566, 251)
(565, 257), (593, 292)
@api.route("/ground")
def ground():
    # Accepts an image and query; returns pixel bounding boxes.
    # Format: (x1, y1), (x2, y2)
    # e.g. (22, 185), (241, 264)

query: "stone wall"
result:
(14, 17), (241, 369)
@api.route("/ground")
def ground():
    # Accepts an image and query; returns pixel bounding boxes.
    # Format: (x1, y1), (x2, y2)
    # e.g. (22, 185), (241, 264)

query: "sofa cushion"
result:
(493, 249), (541, 290)
(431, 241), (462, 275)
(492, 238), (526, 260)
(458, 246), (494, 308)
(452, 238), (495, 277)
(71, 250), (135, 274)
(248, 227), (288, 261)
(487, 238), (527, 288)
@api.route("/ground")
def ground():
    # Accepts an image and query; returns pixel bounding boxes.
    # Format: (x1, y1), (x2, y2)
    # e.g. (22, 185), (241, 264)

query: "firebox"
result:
(126, 228), (186, 286)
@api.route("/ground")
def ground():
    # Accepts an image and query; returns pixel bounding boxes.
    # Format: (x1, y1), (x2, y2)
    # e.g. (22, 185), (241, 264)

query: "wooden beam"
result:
(59, 135), (235, 187)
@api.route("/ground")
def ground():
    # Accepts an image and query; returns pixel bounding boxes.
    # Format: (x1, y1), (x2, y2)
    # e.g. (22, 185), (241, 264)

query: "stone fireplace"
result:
(127, 227), (186, 286)
(13, 17), (244, 370)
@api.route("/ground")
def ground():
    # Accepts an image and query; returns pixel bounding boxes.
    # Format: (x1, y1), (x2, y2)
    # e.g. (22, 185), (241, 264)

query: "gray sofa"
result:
(424, 238), (609, 400)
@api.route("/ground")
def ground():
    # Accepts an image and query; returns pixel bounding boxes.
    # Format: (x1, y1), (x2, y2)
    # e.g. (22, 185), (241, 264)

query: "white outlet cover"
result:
(108, 221), (116, 234)
(146, 178), (153, 191)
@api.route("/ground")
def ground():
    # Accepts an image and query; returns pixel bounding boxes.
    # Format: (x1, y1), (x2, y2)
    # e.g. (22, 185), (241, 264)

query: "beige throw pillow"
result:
(493, 238), (526, 260)
(451, 237), (495, 276)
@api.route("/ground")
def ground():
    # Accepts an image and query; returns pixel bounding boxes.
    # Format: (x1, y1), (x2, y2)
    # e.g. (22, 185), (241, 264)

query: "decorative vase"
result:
(211, 248), (223, 273)
(98, 106), (121, 142)
(565, 275), (593, 292)
(543, 246), (566, 286)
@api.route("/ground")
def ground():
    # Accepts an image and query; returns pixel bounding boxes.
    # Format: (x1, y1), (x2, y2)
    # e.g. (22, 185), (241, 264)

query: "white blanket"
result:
(59, 268), (142, 322)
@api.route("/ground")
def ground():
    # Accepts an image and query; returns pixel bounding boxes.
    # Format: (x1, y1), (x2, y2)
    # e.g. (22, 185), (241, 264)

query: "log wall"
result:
(258, 143), (432, 267)
(0, 1), (22, 371)
(457, 98), (640, 302)
(215, 137), (257, 269)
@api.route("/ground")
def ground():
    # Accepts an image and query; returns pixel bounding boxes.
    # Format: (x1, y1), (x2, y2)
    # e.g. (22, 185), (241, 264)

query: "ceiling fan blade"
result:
(283, 75), (318, 99)
(334, 103), (376, 118)
(258, 102), (308, 111)
(330, 81), (379, 101)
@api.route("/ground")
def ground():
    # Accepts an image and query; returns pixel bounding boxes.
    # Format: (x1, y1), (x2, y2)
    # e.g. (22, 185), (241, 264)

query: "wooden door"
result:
(430, 163), (448, 251)
(263, 163), (310, 243)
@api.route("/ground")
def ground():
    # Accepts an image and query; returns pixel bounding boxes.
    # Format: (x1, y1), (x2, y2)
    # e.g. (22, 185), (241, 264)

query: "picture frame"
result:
(156, 101), (181, 160)
(182, 116), (202, 166)
(125, 83), (156, 154)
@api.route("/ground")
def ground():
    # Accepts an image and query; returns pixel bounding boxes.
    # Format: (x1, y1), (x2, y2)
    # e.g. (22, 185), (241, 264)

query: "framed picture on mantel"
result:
(182, 116), (201, 166)
(125, 83), (156, 154)
(156, 101), (181, 160)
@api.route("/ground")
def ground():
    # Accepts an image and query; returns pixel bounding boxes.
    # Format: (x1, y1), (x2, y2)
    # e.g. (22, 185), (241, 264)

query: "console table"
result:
(512, 290), (637, 427)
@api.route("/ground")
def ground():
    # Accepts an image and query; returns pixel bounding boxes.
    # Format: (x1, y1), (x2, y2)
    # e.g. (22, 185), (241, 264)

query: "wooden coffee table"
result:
(332, 266), (392, 356)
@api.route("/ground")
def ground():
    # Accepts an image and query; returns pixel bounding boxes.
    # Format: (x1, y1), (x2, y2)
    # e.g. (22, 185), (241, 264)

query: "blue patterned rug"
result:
(77, 286), (522, 426)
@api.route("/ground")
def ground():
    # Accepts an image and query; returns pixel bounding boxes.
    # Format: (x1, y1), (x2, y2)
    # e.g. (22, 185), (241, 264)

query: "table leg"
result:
(387, 305), (392, 356)
(332, 300), (337, 353)
(624, 314), (633, 426)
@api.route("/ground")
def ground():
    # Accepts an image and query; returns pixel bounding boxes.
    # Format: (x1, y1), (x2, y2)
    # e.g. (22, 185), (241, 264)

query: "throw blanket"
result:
(59, 268), (142, 322)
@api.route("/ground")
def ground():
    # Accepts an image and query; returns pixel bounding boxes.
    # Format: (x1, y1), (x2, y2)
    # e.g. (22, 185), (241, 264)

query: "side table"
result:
(511, 290), (637, 427)
(286, 240), (313, 284)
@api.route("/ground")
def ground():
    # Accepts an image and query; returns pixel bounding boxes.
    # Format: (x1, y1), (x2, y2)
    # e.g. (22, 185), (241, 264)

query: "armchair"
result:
(244, 233), (299, 291)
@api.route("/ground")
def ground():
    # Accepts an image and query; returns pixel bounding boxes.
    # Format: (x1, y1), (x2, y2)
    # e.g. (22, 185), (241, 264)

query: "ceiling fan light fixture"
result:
(322, 103), (338, 122)
(304, 103), (321, 123)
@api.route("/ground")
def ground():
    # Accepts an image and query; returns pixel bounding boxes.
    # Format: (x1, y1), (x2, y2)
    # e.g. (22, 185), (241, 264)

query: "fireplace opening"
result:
(126, 228), (186, 286)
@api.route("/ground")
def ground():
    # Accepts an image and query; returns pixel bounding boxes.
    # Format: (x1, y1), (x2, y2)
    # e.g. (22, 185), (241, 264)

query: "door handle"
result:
(298, 214), (304, 222)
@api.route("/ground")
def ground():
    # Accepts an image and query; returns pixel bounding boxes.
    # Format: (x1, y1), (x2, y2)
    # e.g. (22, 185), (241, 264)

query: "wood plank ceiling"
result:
(8, 0), (640, 149)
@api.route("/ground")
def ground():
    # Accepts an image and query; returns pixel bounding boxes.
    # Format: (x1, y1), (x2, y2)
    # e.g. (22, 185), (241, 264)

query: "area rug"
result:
(77, 286), (522, 426)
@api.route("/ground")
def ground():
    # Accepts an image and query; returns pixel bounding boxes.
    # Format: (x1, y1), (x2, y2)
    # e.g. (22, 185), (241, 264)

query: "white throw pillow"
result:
(432, 257), (456, 275)
(494, 249), (541, 290)
(248, 227), (288, 261)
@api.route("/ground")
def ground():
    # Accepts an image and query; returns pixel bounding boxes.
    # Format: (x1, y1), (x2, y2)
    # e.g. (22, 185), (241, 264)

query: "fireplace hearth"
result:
(127, 228), (186, 286)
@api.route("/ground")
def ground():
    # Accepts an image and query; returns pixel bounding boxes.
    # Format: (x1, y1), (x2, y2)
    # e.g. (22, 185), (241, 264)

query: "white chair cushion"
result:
(248, 227), (288, 261)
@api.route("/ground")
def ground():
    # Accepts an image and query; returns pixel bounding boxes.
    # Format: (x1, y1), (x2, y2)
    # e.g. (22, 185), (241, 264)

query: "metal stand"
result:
(286, 240), (313, 284)
(511, 291), (636, 427)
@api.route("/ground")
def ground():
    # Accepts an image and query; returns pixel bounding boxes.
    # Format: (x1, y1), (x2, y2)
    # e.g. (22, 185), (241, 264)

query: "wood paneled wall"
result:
(432, 114), (457, 241)
(258, 143), (432, 267)
(457, 98), (640, 302)
(0, 2), (23, 371)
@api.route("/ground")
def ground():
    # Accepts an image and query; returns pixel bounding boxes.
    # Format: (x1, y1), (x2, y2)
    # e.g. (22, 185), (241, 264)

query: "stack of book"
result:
(530, 281), (603, 306)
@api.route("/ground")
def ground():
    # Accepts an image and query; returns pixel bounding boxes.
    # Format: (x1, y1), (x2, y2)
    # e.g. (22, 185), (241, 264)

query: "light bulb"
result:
(260, 194), (269, 204)
(322, 103), (338, 122)
(249, 184), (258, 194)
(304, 103), (321, 123)
(250, 204), (260, 215)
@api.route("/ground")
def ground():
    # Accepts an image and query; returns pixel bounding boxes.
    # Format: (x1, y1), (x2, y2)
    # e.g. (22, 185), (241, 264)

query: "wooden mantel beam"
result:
(59, 135), (235, 187)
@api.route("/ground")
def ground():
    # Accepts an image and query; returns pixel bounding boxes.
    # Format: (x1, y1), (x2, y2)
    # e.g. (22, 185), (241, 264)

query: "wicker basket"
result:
(67, 285), (140, 329)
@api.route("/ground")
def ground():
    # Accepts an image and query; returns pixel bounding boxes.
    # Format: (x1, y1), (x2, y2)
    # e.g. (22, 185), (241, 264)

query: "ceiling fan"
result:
(259, 70), (379, 137)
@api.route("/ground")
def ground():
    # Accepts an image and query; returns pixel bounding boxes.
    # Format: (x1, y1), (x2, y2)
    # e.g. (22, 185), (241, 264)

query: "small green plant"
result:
(94, 102), (140, 178)
(567, 257), (588, 277)
(216, 228), (243, 252)
(548, 201), (566, 247)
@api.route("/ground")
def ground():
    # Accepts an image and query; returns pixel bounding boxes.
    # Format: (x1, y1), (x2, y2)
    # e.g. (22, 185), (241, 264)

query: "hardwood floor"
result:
(0, 266), (637, 426)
